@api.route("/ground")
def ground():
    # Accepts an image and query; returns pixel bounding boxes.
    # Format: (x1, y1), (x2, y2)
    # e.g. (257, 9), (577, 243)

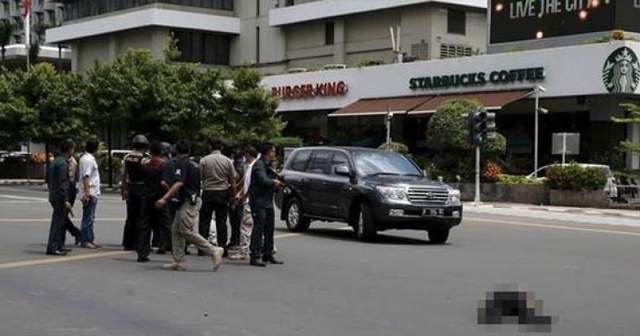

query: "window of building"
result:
(410, 42), (429, 60)
(172, 29), (230, 65)
(256, 26), (260, 63)
(325, 21), (335, 45)
(447, 9), (466, 35)
(285, 0), (295, 7)
(439, 43), (472, 59)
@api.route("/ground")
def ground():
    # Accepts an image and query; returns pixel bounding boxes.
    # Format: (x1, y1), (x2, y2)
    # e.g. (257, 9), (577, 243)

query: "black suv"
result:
(275, 147), (463, 243)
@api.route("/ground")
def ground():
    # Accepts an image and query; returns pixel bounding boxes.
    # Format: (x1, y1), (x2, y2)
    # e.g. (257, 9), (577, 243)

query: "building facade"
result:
(46, 0), (487, 73)
(0, 0), (70, 68)
(262, 41), (640, 172)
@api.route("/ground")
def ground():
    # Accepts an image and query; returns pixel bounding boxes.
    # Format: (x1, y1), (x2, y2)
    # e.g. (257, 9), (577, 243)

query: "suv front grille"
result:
(407, 187), (448, 206)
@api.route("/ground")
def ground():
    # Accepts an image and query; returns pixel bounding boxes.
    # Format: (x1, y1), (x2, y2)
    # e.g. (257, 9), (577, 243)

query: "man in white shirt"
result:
(228, 146), (260, 260)
(77, 138), (101, 249)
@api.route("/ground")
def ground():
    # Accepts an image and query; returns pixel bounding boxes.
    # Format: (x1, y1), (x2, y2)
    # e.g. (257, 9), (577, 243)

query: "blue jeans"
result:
(81, 196), (98, 244)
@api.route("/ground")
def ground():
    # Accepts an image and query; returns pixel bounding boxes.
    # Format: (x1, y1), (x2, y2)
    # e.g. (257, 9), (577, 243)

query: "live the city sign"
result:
(409, 67), (545, 90)
(271, 81), (348, 100)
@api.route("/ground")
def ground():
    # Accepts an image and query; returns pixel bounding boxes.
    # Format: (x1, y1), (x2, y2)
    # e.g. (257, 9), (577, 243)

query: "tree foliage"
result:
(0, 49), (284, 154)
(425, 99), (507, 182)
(217, 66), (285, 145)
(613, 103), (640, 157)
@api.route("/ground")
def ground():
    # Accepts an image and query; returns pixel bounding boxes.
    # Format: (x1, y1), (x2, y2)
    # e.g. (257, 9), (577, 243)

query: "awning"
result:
(328, 96), (431, 117)
(408, 90), (530, 115)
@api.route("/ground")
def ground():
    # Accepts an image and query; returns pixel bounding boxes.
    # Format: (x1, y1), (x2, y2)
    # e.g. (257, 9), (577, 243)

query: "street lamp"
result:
(533, 85), (546, 178)
(385, 107), (394, 149)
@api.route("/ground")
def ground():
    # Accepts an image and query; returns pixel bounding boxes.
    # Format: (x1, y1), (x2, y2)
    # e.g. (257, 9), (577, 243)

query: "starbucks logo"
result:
(602, 47), (640, 94)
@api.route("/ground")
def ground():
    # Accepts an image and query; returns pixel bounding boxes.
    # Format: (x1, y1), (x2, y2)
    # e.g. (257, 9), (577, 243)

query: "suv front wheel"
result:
(354, 202), (377, 242)
(285, 197), (310, 232)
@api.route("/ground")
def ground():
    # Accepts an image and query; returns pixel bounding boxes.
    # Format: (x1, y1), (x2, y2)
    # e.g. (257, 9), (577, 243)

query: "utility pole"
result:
(385, 106), (393, 149)
(466, 110), (496, 203)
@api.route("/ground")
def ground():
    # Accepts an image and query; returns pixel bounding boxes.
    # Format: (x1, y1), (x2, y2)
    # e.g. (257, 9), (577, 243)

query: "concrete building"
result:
(45, 0), (487, 73)
(262, 40), (640, 171)
(0, 0), (70, 68)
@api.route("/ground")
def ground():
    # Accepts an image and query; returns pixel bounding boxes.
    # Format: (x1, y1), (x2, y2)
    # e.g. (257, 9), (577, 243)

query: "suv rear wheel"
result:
(285, 197), (310, 232)
(355, 202), (377, 242)
(427, 227), (450, 244)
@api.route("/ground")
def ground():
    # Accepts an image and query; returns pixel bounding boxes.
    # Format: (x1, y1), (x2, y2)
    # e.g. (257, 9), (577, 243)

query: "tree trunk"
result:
(1, 46), (5, 63)
(44, 142), (50, 184)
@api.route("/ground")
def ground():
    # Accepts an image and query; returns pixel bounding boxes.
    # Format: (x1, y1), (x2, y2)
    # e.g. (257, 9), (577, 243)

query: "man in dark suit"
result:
(46, 139), (75, 256)
(249, 142), (283, 267)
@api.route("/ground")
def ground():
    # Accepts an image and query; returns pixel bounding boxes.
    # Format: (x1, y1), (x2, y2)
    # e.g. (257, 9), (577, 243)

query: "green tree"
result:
(159, 63), (222, 151)
(0, 67), (37, 148)
(217, 66), (285, 145)
(425, 99), (506, 181)
(15, 63), (90, 148)
(613, 102), (640, 158)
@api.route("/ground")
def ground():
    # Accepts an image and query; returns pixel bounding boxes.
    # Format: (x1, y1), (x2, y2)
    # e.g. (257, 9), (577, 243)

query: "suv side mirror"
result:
(335, 164), (351, 176)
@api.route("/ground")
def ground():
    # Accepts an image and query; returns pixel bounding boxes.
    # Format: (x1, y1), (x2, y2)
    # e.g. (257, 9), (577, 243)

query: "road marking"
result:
(0, 233), (303, 270)
(0, 218), (125, 223)
(468, 217), (640, 237)
(0, 251), (132, 269)
(0, 194), (47, 202)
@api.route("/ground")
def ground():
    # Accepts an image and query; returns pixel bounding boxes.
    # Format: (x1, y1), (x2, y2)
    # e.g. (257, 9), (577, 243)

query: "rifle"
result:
(267, 166), (306, 202)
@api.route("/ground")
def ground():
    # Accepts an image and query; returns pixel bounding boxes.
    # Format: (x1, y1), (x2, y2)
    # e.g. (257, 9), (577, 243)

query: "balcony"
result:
(270, 0), (486, 26)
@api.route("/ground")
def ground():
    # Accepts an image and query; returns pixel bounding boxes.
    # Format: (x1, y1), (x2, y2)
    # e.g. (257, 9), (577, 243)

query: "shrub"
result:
(497, 174), (543, 185)
(270, 137), (303, 150)
(377, 142), (409, 155)
(482, 160), (502, 182)
(546, 164), (606, 191)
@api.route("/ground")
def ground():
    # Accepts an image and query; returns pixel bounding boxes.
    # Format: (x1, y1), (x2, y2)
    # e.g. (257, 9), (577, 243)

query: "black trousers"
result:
(249, 205), (275, 260)
(123, 187), (143, 249)
(47, 202), (67, 253)
(63, 188), (81, 244)
(137, 196), (171, 258)
(228, 202), (243, 247)
(199, 190), (229, 248)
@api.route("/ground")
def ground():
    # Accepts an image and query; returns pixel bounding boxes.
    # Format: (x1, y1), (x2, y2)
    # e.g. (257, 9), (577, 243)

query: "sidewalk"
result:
(465, 202), (640, 219)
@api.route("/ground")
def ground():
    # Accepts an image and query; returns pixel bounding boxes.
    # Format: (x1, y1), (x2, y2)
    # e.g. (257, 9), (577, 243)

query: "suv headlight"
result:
(447, 189), (461, 205)
(376, 186), (409, 203)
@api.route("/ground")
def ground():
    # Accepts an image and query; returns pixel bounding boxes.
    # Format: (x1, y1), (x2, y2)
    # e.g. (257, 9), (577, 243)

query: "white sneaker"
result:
(210, 247), (224, 272)
(162, 262), (186, 271)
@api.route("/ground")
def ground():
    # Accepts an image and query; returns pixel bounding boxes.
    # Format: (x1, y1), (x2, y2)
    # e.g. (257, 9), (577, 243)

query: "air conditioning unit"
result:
(288, 67), (308, 73)
(322, 64), (347, 70)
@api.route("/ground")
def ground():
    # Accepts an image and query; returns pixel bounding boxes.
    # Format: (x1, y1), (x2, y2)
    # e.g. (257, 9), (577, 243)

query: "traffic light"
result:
(468, 110), (496, 146)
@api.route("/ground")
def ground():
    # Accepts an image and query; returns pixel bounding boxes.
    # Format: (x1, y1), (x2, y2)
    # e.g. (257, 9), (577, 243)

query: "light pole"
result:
(385, 106), (393, 149)
(533, 85), (546, 177)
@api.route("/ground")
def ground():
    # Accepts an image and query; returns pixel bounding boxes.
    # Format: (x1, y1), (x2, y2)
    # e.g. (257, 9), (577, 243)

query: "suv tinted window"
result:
(306, 150), (332, 175)
(289, 150), (312, 172)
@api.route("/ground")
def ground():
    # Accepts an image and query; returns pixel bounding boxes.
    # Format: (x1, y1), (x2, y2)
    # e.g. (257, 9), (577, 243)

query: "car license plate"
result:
(423, 208), (443, 216)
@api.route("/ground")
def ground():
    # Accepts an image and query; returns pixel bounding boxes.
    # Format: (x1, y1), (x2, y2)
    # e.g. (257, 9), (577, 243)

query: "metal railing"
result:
(611, 184), (640, 204)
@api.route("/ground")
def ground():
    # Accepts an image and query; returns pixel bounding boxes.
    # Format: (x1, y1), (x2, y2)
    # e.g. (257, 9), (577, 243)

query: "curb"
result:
(466, 202), (640, 219)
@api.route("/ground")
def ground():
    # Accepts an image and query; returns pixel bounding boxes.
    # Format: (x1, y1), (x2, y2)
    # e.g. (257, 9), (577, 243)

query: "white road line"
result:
(467, 217), (640, 237)
(0, 194), (47, 202)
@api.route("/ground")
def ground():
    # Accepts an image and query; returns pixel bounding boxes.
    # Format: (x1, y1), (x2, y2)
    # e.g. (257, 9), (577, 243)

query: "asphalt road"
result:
(1, 186), (639, 336)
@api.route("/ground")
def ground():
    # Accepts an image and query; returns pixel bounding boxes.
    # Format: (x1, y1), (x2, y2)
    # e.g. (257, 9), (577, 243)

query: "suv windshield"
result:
(354, 151), (422, 177)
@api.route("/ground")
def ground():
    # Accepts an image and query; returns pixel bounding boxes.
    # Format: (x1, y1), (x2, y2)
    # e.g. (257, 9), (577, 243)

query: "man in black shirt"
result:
(249, 142), (284, 267)
(155, 141), (224, 271)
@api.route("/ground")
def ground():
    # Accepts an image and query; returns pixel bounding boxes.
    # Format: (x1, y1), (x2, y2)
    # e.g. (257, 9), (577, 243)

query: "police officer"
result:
(136, 142), (170, 262)
(121, 134), (149, 251)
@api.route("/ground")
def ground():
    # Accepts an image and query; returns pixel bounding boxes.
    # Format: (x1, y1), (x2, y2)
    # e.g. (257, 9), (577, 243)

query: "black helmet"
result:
(160, 142), (172, 156)
(132, 134), (149, 147)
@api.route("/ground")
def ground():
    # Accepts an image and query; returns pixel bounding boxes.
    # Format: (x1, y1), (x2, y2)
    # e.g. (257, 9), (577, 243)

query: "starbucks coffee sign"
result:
(602, 47), (640, 94)
(409, 67), (545, 91)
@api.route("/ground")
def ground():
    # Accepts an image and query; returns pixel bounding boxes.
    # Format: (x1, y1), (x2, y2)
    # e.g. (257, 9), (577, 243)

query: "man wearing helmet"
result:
(120, 134), (149, 251)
